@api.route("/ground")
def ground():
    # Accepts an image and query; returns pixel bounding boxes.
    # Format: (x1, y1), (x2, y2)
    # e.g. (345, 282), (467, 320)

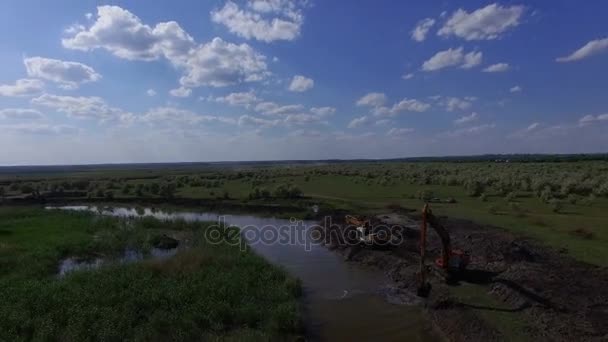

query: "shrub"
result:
(505, 192), (517, 202)
(549, 199), (563, 213)
(479, 193), (487, 202)
(416, 190), (434, 202)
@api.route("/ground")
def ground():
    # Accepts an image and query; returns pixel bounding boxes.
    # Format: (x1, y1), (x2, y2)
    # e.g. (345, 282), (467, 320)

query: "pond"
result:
(48, 205), (437, 341)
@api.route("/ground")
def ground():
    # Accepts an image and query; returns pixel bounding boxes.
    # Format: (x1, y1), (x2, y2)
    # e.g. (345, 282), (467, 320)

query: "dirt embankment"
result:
(318, 209), (608, 341)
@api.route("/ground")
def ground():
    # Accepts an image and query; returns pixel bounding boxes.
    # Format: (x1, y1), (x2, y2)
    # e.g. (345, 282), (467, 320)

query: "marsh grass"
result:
(0, 207), (302, 340)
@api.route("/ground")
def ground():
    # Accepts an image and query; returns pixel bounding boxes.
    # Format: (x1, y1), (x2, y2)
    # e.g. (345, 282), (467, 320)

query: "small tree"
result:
(505, 192), (517, 203)
(104, 190), (114, 200)
(159, 183), (176, 199)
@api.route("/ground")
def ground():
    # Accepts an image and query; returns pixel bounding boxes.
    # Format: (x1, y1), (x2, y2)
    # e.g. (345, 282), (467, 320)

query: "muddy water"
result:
(49, 206), (438, 341)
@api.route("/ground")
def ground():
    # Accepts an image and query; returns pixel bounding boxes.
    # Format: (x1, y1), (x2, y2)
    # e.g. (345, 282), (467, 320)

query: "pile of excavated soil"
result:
(318, 210), (608, 341)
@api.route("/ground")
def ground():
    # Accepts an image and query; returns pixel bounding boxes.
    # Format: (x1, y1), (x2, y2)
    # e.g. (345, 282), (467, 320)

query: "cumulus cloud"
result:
(347, 116), (369, 128)
(310, 107), (336, 117)
(31, 94), (132, 122)
(179, 38), (269, 88)
(579, 113), (608, 125)
(483, 62), (510, 72)
(62, 6), (195, 62)
(422, 47), (482, 71)
(445, 123), (496, 137)
(387, 127), (414, 137)
(146, 89), (157, 96)
(63, 6), (269, 89)
(402, 73), (414, 80)
(288, 75), (314, 92)
(255, 102), (304, 116)
(356, 92), (387, 107)
(214, 91), (260, 107)
(0, 123), (78, 135)
(454, 112), (479, 125)
(391, 98), (431, 113)
(411, 18), (435, 42)
(0, 79), (44, 97)
(438, 4), (524, 41)
(439, 96), (473, 111)
(211, 0), (304, 42)
(556, 37), (608, 62)
(169, 86), (192, 98)
(510, 85), (522, 93)
(23, 57), (101, 89)
(0, 108), (45, 120)
(238, 114), (280, 128)
(141, 107), (235, 125)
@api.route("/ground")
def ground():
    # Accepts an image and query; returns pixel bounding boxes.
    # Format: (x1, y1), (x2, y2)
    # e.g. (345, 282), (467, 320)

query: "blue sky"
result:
(0, 0), (607, 165)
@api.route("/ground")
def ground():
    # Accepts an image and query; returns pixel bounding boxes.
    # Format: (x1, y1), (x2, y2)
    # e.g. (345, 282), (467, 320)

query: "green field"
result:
(0, 207), (302, 340)
(1, 161), (607, 267)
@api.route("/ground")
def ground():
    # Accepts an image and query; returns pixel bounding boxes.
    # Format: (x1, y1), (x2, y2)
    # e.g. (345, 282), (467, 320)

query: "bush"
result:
(479, 193), (487, 202)
(549, 199), (563, 213)
(488, 204), (500, 215)
(505, 192), (517, 202)
(273, 184), (302, 199)
(416, 190), (434, 202)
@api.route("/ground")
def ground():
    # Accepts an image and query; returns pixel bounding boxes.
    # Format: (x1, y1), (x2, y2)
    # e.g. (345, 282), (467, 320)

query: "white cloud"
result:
(387, 127), (414, 137)
(169, 86), (192, 98)
(179, 38), (269, 88)
(391, 98), (431, 113)
(211, 0), (304, 42)
(347, 116), (369, 128)
(141, 107), (235, 125)
(411, 18), (435, 42)
(0, 79), (44, 97)
(483, 62), (510, 72)
(310, 106), (336, 117)
(63, 6), (195, 62)
(525, 122), (540, 131)
(238, 114), (280, 128)
(454, 112), (479, 125)
(284, 113), (329, 126)
(63, 6), (269, 88)
(510, 85), (522, 93)
(422, 47), (482, 71)
(147, 89), (157, 96)
(0, 108), (45, 120)
(31, 94), (132, 122)
(556, 37), (608, 62)
(356, 92), (387, 107)
(579, 113), (608, 125)
(438, 4), (524, 41)
(445, 123), (496, 137)
(23, 57), (101, 89)
(0, 123), (78, 135)
(441, 97), (473, 111)
(374, 119), (392, 126)
(255, 102), (304, 116)
(215, 91), (260, 107)
(402, 73), (414, 80)
(288, 75), (314, 92)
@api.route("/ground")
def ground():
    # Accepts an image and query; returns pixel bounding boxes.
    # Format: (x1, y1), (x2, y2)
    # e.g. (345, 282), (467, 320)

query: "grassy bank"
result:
(0, 207), (302, 340)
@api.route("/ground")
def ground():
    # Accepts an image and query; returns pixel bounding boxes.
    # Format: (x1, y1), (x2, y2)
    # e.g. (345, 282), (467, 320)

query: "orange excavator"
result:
(345, 215), (392, 245)
(417, 204), (470, 297)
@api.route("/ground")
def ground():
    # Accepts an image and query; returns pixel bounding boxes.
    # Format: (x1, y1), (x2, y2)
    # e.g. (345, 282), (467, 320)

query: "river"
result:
(49, 205), (438, 341)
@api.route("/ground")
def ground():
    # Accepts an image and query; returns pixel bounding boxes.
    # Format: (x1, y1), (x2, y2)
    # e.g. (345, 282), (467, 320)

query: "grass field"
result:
(0, 207), (302, 340)
(1, 161), (607, 267)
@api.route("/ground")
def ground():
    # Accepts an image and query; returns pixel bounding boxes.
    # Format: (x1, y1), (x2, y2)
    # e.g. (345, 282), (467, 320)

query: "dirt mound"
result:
(318, 211), (608, 341)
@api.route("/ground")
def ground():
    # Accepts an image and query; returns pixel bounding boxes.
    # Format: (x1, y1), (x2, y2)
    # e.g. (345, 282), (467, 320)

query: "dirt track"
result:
(318, 209), (608, 341)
